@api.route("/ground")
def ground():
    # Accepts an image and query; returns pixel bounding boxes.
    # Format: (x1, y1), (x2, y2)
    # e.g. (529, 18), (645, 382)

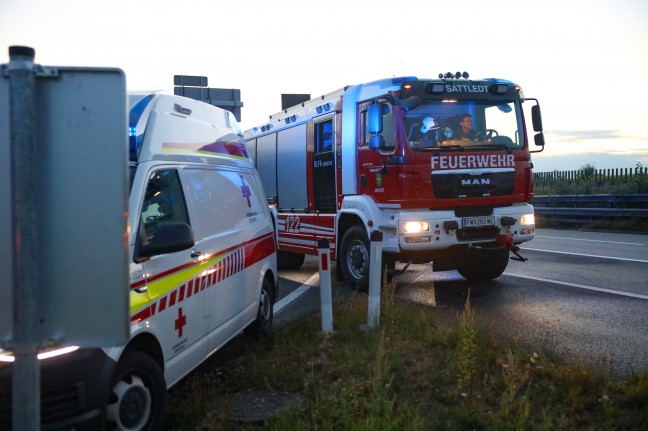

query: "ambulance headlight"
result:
(403, 221), (430, 233)
(0, 346), (80, 364)
(520, 214), (535, 225)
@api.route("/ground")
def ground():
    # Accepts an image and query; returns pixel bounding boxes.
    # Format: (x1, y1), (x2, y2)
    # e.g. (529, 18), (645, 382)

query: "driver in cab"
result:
(457, 114), (477, 140)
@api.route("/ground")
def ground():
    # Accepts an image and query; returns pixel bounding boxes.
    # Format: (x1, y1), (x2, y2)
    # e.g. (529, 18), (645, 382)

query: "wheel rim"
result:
(106, 375), (152, 431)
(259, 287), (271, 325)
(346, 239), (369, 280)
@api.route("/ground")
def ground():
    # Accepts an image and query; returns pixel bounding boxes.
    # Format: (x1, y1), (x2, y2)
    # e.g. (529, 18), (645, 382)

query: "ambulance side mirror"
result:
(135, 222), (195, 262)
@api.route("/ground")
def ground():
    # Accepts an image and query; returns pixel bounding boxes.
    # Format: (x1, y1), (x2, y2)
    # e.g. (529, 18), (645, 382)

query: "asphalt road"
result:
(273, 228), (648, 378)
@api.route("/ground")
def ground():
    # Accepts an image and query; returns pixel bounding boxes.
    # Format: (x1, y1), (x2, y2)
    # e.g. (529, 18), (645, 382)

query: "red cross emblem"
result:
(175, 307), (187, 338)
(239, 175), (252, 207)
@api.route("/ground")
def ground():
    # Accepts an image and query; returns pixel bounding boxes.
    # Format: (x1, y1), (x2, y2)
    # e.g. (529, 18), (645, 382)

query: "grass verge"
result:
(166, 286), (647, 430)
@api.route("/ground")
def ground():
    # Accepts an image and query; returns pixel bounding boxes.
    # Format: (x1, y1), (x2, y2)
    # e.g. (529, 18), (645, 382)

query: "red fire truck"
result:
(244, 73), (545, 288)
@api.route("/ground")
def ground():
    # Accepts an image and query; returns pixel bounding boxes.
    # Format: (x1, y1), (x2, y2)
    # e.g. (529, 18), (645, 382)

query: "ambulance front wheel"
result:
(106, 350), (166, 431)
(340, 225), (370, 290)
(245, 277), (274, 337)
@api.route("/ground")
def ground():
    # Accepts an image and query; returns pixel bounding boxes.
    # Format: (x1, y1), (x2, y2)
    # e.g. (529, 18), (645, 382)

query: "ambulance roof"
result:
(129, 93), (252, 168)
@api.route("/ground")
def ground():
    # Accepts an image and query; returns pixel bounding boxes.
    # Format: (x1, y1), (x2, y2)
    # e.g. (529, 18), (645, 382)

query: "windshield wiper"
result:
(468, 143), (514, 153)
(427, 144), (466, 152)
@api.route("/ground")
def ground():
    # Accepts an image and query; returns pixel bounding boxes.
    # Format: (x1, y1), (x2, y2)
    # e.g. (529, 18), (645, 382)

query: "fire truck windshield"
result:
(403, 100), (523, 151)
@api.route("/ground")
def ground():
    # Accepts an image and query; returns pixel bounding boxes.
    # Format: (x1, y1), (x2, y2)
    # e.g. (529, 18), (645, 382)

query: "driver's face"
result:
(460, 116), (472, 132)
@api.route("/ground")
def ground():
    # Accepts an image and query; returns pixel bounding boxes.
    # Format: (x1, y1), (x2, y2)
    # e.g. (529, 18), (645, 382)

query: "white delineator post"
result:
(367, 230), (383, 328)
(318, 238), (333, 333)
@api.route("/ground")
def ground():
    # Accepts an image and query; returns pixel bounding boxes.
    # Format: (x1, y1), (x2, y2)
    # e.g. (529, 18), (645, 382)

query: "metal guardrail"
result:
(533, 194), (648, 225)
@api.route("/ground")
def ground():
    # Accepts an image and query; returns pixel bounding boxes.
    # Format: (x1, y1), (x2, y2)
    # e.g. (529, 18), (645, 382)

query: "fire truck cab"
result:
(244, 73), (544, 288)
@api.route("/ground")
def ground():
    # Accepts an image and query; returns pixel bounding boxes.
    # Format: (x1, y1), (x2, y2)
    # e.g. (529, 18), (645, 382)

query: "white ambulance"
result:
(0, 93), (278, 430)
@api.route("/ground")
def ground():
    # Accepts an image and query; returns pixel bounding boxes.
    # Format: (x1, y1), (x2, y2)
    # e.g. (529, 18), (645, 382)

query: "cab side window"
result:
(315, 120), (333, 154)
(140, 169), (190, 243)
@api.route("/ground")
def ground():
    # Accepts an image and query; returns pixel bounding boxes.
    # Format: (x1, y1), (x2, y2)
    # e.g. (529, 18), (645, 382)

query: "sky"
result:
(2, 0), (647, 172)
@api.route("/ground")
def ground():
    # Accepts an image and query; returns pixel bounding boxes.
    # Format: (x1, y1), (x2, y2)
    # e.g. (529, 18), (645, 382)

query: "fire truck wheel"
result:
(106, 350), (166, 431)
(455, 246), (509, 282)
(340, 225), (370, 290)
(245, 277), (275, 337)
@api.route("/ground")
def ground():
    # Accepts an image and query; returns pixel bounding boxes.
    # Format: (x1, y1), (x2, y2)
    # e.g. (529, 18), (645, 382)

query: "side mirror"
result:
(135, 221), (195, 262)
(368, 135), (385, 150)
(531, 104), (543, 132)
(530, 131), (545, 153)
(367, 103), (383, 134)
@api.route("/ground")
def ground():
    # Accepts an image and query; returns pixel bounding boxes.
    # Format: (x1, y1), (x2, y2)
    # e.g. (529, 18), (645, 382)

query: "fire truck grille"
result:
(456, 226), (500, 241)
(432, 171), (515, 198)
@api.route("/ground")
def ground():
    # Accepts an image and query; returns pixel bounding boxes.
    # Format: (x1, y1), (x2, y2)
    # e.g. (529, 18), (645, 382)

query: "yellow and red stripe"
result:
(130, 232), (275, 324)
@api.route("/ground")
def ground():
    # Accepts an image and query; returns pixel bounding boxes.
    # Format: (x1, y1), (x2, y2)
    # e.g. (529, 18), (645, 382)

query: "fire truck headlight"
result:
(520, 214), (535, 225)
(403, 221), (430, 233)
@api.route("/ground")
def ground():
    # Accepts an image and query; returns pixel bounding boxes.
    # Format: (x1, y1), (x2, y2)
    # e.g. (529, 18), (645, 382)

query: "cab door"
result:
(136, 168), (207, 378)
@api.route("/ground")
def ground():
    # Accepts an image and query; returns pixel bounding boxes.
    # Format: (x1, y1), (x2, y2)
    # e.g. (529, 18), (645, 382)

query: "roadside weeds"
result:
(166, 281), (648, 431)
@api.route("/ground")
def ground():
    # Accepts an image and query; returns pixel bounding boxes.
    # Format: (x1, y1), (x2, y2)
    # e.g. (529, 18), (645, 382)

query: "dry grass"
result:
(165, 282), (648, 431)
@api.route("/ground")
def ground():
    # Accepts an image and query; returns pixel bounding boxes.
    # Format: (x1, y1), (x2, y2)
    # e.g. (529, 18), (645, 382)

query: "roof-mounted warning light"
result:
(439, 71), (469, 80)
(489, 83), (509, 95)
(426, 83), (445, 94)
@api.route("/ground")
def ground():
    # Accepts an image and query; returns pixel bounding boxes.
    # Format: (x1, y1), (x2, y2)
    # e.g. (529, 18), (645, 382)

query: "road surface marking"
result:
(504, 273), (648, 300)
(535, 235), (644, 246)
(274, 273), (319, 314)
(523, 247), (648, 264)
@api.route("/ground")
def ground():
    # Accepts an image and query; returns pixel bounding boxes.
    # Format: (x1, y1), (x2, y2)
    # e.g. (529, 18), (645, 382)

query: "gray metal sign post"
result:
(7, 45), (41, 431)
(1, 46), (130, 430)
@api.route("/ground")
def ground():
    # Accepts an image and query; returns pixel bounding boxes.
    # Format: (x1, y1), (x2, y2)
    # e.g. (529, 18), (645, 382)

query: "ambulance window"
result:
(140, 169), (190, 242)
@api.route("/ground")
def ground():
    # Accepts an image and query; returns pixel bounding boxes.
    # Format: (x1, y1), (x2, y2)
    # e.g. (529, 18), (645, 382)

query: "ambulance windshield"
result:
(403, 100), (523, 151)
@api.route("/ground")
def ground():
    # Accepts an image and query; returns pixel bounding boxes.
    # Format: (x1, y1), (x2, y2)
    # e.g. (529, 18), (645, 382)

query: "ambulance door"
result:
(181, 166), (264, 352)
(137, 168), (207, 381)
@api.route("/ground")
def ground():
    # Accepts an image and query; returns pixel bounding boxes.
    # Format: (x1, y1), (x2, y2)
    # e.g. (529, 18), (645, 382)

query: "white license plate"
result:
(462, 216), (495, 228)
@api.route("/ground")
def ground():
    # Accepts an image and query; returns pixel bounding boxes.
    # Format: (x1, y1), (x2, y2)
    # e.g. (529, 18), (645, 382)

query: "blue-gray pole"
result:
(9, 45), (41, 431)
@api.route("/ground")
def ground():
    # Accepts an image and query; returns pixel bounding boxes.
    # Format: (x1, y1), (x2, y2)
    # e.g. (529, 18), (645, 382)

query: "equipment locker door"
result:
(312, 118), (336, 213)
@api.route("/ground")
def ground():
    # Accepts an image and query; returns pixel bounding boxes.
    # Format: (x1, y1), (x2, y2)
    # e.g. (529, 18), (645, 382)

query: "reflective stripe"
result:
(130, 232), (274, 323)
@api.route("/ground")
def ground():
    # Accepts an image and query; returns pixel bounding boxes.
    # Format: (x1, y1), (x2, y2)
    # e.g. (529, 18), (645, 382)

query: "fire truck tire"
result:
(455, 246), (510, 282)
(245, 277), (275, 337)
(277, 251), (306, 269)
(106, 350), (166, 431)
(340, 225), (370, 290)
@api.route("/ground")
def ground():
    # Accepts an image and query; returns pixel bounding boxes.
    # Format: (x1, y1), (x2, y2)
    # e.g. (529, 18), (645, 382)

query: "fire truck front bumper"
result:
(386, 204), (535, 252)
